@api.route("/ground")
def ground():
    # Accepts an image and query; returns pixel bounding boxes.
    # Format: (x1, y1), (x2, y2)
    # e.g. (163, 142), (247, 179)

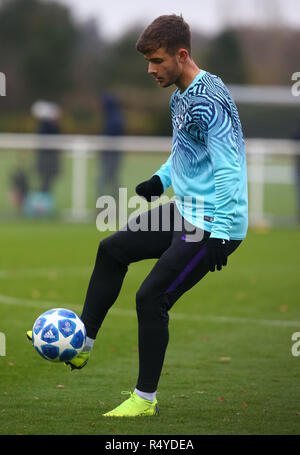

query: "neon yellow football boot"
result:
(26, 330), (90, 370)
(103, 391), (159, 417)
(65, 350), (90, 370)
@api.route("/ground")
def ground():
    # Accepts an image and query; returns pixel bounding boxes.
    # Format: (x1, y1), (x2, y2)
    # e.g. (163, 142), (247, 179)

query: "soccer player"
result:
(28, 14), (248, 417)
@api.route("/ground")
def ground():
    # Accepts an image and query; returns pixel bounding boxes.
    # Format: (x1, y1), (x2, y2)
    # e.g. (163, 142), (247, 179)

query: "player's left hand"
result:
(205, 237), (229, 272)
(135, 175), (164, 202)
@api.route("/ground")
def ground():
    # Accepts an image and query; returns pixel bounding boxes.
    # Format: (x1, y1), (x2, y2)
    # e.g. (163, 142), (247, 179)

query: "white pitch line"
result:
(0, 266), (91, 279)
(0, 294), (299, 328)
(0, 294), (80, 311)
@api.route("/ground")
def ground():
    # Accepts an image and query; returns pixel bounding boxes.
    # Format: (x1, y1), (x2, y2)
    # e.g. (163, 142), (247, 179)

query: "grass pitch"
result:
(0, 221), (299, 435)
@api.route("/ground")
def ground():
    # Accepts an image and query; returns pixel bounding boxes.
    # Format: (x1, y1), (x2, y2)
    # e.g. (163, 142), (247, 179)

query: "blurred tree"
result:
(191, 31), (211, 70)
(0, 0), (77, 104)
(99, 28), (155, 90)
(236, 26), (300, 85)
(206, 29), (248, 84)
(71, 18), (106, 93)
(0, 0), (299, 135)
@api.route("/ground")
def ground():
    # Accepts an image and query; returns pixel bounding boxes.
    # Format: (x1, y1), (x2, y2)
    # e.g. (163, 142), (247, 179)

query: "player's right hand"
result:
(204, 237), (229, 272)
(135, 175), (164, 202)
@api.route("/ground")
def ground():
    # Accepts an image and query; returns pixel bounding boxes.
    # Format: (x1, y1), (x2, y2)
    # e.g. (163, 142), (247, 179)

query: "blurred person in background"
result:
(292, 122), (300, 223)
(9, 167), (29, 214)
(98, 93), (124, 201)
(20, 101), (62, 218)
(31, 101), (61, 194)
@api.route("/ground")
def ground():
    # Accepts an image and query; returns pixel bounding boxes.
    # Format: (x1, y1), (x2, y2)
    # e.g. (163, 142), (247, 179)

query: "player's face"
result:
(144, 47), (183, 88)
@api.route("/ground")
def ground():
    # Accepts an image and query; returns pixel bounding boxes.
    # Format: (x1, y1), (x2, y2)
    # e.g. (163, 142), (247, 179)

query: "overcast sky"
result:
(54, 0), (300, 40)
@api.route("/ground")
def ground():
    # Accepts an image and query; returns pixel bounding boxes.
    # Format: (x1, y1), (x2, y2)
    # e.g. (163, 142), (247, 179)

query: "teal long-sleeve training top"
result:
(154, 70), (248, 241)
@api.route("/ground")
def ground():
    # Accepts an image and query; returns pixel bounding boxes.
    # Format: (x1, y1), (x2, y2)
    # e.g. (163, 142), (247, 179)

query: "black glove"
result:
(135, 175), (164, 202)
(205, 237), (229, 272)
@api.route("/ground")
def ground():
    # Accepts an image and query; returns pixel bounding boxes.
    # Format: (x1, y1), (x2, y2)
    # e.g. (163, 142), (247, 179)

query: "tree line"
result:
(0, 0), (299, 135)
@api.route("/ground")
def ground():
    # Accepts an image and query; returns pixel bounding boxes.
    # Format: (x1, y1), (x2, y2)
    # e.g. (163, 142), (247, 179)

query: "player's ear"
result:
(177, 48), (189, 63)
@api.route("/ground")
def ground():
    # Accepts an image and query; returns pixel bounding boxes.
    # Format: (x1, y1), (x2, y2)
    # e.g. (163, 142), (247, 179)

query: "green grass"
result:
(0, 221), (299, 435)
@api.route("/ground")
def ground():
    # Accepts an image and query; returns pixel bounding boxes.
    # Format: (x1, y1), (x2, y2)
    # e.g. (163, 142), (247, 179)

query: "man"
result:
(32, 101), (61, 194)
(292, 122), (300, 223)
(28, 14), (248, 417)
(97, 93), (124, 201)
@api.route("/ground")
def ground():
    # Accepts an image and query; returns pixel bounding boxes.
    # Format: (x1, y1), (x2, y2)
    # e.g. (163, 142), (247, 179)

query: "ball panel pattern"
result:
(70, 330), (85, 349)
(43, 309), (57, 316)
(58, 319), (76, 338)
(58, 309), (77, 319)
(41, 324), (59, 343)
(32, 308), (86, 362)
(59, 348), (78, 362)
(41, 344), (59, 359)
(33, 316), (47, 335)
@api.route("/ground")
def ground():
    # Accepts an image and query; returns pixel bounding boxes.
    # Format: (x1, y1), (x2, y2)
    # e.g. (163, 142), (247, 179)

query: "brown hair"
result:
(136, 14), (191, 56)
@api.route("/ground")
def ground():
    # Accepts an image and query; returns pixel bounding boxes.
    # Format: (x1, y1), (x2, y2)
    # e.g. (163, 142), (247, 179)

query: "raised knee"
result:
(98, 236), (112, 255)
(96, 237), (112, 263)
(97, 234), (126, 265)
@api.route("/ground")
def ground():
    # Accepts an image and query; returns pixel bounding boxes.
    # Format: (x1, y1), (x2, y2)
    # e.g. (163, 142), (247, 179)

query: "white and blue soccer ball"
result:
(32, 308), (86, 362)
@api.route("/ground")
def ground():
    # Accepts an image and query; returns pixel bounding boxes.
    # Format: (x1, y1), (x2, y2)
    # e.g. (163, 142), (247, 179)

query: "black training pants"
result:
(81, 202), (242, 392)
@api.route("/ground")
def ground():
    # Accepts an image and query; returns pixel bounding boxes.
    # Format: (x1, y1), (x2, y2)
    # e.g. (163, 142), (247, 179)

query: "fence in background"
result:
(0, 133), (299, 227)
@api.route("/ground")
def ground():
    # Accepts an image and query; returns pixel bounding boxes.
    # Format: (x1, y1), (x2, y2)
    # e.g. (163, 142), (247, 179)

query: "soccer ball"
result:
(32, 308), (86, 362)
